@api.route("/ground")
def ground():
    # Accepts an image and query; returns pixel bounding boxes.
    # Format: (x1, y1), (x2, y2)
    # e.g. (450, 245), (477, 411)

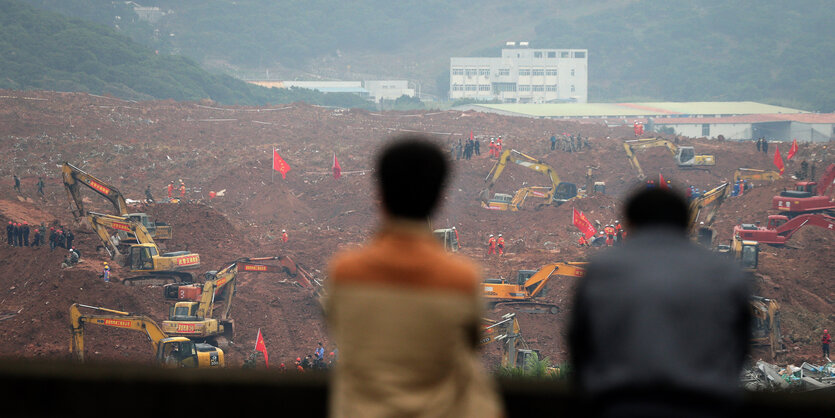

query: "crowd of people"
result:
(451, 135), (508, 161)
(281, 342), (338, 372)
(549, 132), (588, 152)
(6, 221), (74, 250)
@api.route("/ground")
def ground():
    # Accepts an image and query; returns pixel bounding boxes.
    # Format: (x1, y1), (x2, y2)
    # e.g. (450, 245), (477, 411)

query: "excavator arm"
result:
(69, 303), (169, 362)
(734, 168), (781, 183)
(481, 149), (575, 206)
(623, 139), (676, 179)
(88, 211), (158, 250)
(817, 163), (835, 196)
(62, 162), (129, 218)
(688, 182), (729, 235)
(524, 262), (587, 298)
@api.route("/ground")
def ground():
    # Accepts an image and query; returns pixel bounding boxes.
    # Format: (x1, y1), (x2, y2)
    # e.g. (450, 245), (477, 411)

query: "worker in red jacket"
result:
(496, 234), (505, 256)
(166, 182), (174, 198)
(281, 229), (289, 243)
(486, 234), (496, 255)
(823, 329), (831, 359)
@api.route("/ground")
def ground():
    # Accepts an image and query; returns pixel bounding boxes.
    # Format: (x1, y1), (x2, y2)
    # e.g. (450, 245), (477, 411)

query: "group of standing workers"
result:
(6, 221), (74, 250)
(486, 233), (505, 256)
(453, 138), (480, 160)
(550, 132), (586, 152)
(487, 136), (503, 158)
(755, 137), (770, 154)
(165, 180), (187, 200)
(12, 175), (46, 198)
(578, 221), (625, 247)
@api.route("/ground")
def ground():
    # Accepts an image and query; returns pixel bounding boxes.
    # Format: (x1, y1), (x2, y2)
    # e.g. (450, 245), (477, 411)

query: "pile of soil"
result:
(0, 90), (832, 369)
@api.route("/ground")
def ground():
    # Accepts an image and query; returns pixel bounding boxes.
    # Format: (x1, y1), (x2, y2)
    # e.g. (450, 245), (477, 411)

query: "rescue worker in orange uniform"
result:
(166, 182), (174, 198)
(604, 224), (616, 247)
(452, 226), (461, 250)
(488, 140), (496, 158)
(496, 234), (505, 256)
(486, 234), (496, 255)
(281, 229), (289, 243)
(496, 136), (503, 155)
(179, 181), (186, 198)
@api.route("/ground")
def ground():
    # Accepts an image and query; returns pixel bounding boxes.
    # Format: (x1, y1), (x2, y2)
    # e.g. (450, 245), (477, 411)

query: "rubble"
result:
(743, 360), (835, 391)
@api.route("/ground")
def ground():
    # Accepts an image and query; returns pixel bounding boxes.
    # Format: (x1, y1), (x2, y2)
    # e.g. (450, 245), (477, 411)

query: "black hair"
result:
(376, 136), (448, 220)
(625, 187), (690, 231)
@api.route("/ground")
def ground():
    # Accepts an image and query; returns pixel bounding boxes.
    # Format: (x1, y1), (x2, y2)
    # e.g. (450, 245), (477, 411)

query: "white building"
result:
(450, 44), (588, 103)
(363, 80), (414, 102)
(653, 113), (835, 142)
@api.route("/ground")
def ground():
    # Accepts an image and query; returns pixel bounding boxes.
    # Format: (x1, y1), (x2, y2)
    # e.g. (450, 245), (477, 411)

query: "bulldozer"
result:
(482, 262), (587, 313)
(69, 303), (224, 368)
(623, 138), (715, 179)
(87, 212), (200, 285)
(62, 162), (172, 241)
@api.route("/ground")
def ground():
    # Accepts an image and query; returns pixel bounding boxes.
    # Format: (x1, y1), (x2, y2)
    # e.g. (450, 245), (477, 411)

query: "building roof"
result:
(653, 113), (835, 125)
(472, 101), (809, 118)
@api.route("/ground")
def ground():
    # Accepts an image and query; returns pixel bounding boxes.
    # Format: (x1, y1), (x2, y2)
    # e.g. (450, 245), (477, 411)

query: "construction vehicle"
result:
(772, 163), (835, 217)
(481, 314), (556, 373)
(69, 303), (224, 368)
(623, 138), (715, 179)
(482, 262), (587, 313)
(733, 168), (781, 184)
(87, 212), (200, 285)
(717, 234), (760, 271)
(161, 256), (319, 344)
(480, 149), (581, 211)
(687, 182), (729, 247)
(733, 213), (835, 245)
(62, 162), (172, 241)
(433, 228), (460, 252)
(749, 296), (787, 360)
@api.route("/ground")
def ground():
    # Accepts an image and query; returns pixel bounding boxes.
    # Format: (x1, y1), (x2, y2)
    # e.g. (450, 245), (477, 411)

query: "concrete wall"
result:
(656, 123), (753, 140)
(789, 122), (835, 143)
(363, 80), (414, 102)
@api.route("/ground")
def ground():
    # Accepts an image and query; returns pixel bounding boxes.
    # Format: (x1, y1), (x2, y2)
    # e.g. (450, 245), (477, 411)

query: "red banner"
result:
(273, 149), (291, 179)
(773, 147), (785, 175)
(787, 138), (798, 160)
(573, 208), (597, 240)
(332, 154), (342, 180)
(659, 173), (668, 189)
(255, 328), (269, 368)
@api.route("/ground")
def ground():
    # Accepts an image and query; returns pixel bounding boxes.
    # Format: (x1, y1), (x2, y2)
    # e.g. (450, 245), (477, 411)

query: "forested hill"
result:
(17, 0), (835, 111)
(0, 0), (372, 108)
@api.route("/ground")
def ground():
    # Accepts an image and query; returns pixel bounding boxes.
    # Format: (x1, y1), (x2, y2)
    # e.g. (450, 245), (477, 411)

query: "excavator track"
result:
(493, 301), (560, 314)
(122, 272), (195, 286)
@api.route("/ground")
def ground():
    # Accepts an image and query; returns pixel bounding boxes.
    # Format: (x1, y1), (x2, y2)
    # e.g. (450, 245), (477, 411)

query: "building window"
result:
(498, 68), (510, 76)
(452, 68), (464, 76)
(545, 68), (558, 76)
(519, 68), (531, 76)
(548, 51), (556, 58)
(519, 85), (531, 92)
(570, 85), (575, 93)
(492, 82), (517, 93)
(532, 68), (545, 76)
(465, 69), (478, 77)
(534, 51), (543, 58)
(571, 69), (575, 76)
(561, 51), (569, 58)
(574, 51), (586, 58)
(546, 85), (558, 92)
(533, 85), (544, 92)
(452, 84), (463, 91)
(478, 85), (491, 92)
(478, 68), (490, 76)
(702, 124), (710, 136)
(465, 84), (477, 91)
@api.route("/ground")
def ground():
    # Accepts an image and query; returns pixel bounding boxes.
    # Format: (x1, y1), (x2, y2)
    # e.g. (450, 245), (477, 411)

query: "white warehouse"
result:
(450, 44), (588, 103)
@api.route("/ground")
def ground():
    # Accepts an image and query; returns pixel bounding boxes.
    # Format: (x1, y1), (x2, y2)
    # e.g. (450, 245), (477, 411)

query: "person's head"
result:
(376, 136), (448, 220)
(318, 342), (323, 347)
(624, 187), (690, 232)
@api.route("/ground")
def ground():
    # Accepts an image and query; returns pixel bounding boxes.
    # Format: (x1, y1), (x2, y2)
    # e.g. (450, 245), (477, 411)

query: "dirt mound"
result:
(0, 90), (832, 369)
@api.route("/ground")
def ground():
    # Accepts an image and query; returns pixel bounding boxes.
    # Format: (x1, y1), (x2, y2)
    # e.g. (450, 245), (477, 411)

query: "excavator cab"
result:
(129, 245), (157, 271)
(739, 241), (759, 271)
(516, 270), (536, 285)
(156, 337), (222, 368)
(676, 146), (696, 166)
(552, 182), (578, 204)
(767, 215), (789, 229)
(169, 302), (200, 321)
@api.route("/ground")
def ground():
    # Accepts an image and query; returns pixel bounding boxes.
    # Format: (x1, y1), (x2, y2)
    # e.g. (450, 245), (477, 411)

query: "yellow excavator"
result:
(623, 138), (715, 179)
(749, 296), (787, 361)
(481, 313), (528, 368)
(688, 182), (729, 247)
(717, 232), (760, 272)
(69, 303), (224, 368)
(480, 149), (581, 211)
(62, 162), (172, 241)
(733, 168), (781, 184)
(87, 212), (200, 285)
(161, 256), (318, 345)
(482, 262), (587, 313)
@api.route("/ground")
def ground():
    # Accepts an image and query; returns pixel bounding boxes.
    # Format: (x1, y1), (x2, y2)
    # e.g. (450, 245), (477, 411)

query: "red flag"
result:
(659, 173), (668, 189)
(773, 147), (784, 175)
(470, 130), (474, 140)
(573, 208), (597, 240)
(255, 328), (269, 368)
(273, 149), (291, 179)
(787, 139), (798, 160)
(332, 154), (342, 180)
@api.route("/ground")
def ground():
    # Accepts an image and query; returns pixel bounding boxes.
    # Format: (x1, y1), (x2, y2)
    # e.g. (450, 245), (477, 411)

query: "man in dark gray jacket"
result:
(569, 187), (750, 418)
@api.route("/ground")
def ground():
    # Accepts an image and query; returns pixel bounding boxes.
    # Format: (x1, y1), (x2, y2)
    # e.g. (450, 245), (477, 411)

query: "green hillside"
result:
(0, 0), (373, 108)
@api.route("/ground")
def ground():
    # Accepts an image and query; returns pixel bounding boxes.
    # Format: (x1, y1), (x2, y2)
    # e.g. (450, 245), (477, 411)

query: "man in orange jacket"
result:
(487, 234), (496, 255)
(496, 234), (505, 256)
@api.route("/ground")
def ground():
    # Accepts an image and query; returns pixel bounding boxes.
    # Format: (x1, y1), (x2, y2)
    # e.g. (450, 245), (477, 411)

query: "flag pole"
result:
(272, 148), (275, 183)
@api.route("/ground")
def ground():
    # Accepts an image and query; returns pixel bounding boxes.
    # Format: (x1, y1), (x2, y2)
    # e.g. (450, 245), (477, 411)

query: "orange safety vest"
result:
(496, 237), (505, 248)
(487, 237), (496, 248)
